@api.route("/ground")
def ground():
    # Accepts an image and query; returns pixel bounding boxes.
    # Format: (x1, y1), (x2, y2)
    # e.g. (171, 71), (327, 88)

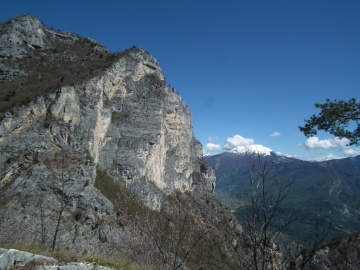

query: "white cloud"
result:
(270, 132), (280, 137)
(207, 136), (218, 142)
(291, 154), (344, 162)
(276, 148), (360, 161)
(301, 137), (350, 151)
(276, 152), (297, 158)
(307, 154), (344, 162)
(343, 148), (360, 157)
(203, 143), (222, 155)
(223, 135), (255, 149)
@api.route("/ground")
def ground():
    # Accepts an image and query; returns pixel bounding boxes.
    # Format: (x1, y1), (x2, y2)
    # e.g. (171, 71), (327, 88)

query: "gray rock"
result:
(0, 14), (109, 59)
(35, 262), (107, 270)
(0, 248), (113, 270)
(0, 14), (48, 58)
(0, 248), (7, 256)
(0, 248), (58, 269)
(0, 63), (26, 81)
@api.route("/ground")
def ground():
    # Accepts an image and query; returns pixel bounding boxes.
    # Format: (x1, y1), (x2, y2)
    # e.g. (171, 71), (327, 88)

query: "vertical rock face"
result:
(80, 48), (215, 204)
(0, 15), (216, 257)
(0, 15), (215, 207)
(0, 47), (215, 207)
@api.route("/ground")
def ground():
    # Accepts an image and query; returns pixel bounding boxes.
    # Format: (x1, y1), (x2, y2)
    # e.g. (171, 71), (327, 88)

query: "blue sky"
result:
(2, 0), (360, 161)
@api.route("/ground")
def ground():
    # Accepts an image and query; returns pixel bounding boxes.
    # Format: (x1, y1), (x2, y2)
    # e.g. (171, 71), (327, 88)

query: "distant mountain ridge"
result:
(204, 151), (360, 238)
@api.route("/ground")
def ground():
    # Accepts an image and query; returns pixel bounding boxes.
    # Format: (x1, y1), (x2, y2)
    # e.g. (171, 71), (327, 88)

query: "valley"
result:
(205, 151), (360, 241)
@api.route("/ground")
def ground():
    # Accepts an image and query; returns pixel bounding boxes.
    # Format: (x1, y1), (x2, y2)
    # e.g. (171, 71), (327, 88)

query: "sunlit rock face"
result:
(76, 47), (215, 203)
(0, 14), (80, 59)
(0, 47), (215, 207)
(0, 15), (214, 219)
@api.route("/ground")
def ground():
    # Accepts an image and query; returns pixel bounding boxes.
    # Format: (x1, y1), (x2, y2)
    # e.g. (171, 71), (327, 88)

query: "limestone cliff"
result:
(0, 14), (215, 200)
(0, 15), (221, 264)
(0, 42), (215, 208)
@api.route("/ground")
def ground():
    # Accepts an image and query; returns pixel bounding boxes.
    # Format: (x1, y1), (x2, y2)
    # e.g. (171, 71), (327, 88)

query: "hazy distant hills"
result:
(205, 151), (360, 238)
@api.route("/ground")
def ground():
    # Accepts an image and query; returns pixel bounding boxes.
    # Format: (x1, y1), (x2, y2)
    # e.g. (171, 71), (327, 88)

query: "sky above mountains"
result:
(1, 0), (359, 161)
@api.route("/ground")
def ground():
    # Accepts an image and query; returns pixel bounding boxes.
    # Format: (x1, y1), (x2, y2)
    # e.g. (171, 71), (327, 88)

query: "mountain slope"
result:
(205, 151), (360, 237)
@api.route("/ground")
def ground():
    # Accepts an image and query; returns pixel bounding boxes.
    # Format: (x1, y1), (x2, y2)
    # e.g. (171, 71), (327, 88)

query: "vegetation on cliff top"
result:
(0, 25), (140, 119)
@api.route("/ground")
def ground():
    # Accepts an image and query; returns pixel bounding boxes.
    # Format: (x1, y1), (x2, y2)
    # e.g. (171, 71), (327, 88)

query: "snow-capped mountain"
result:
(228, 144), (273, 156)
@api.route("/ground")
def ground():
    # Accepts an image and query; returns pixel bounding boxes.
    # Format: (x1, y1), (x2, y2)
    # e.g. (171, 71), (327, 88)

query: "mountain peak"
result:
(228, 144), (273, 156)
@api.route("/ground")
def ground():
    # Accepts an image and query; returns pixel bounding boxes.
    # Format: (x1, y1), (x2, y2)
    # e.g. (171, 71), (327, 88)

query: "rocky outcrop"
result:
(0, 63), (26, 81)
(0, 14), (108, 59)
(290, 232), (360, 270)
(0, 248), (111, 269)
(0, 14), (49, 59)
(0, 248), (57, 269)
(0, 15), (216, 261)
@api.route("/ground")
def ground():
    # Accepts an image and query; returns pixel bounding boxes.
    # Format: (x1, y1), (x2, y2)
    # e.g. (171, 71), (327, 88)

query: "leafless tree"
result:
(244, 154), (295, 269)
(113, 187), (211, 270)
(49, 149), (82, 251)
(147, 202), (206, 270)
(37, 195), (50, 245)
(223, 154), (333, 270)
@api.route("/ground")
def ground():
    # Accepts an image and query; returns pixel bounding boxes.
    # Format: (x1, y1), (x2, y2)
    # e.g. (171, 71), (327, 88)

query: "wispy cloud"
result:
(207, 136), (218, 142)
(276, 151), (297, 158)
(223, 135), (255, 149)
(343, 148), (360, 157)
(300, 137), (350, 151)
(306, 154), (344, 162)
(270, 132), (280, 137)
(283, 153), (344, 161)
(298, 147), (360, 161)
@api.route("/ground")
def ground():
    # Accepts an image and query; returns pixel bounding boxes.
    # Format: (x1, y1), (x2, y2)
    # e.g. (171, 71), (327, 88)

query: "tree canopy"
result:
(299, 98), (360, 146)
